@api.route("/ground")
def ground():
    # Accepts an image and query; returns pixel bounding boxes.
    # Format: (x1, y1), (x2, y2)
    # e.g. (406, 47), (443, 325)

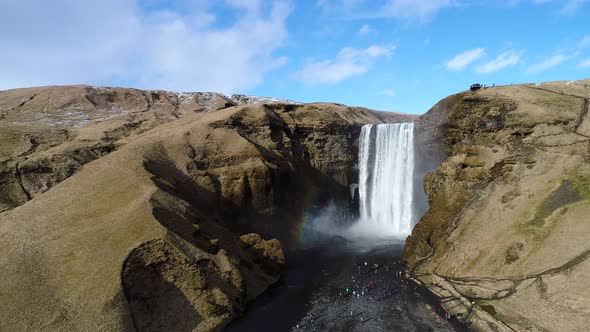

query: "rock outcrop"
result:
(0, 86), (413, 331)
(0, 86), (303, 213)
(405, 79), (590, 331)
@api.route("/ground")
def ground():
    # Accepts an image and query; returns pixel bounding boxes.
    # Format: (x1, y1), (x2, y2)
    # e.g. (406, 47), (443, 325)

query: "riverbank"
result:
(227, 239), (465, 331)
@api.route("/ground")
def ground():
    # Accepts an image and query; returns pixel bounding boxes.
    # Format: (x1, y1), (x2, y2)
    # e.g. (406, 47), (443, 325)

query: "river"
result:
(226, 238), (465, 332)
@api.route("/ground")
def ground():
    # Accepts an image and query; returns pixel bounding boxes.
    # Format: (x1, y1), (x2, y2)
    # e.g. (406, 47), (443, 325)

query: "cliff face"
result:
(0, 85), (311, 213)
(0, 86), (413, 331)
(405, 79), (590, 331)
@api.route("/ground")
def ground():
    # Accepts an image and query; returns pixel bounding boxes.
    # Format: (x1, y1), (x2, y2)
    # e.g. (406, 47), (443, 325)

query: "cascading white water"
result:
(358, 123), (415, 237)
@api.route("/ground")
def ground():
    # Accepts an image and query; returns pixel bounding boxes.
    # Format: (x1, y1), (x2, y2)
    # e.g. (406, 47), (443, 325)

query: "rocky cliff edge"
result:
(405, 78), (590, 332)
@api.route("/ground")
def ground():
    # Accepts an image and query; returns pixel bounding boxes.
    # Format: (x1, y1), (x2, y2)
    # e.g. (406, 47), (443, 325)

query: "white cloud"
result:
(295, 45), (393, 84)
(512, 0), (552, 5)
(580, 58), (590, 68)
(225, 0), (262, 13)
(381, 0), (455, 20)
(579, 36), (590, 48)
(560, 0), (588, 14)
(528, 54), (568, 73)
(317, 0), (365, 10)
(317, 0), (453, 21)
(516, 0), (588, 14)
(508, 0), (583, 8)
(524, 35), (590, 73)
(358, 24), (374, 35)
(446, 48), (486, 71)
(475, 50), (521, 74)
(381, 89), (395, 96)
(0, 0), (292, 93)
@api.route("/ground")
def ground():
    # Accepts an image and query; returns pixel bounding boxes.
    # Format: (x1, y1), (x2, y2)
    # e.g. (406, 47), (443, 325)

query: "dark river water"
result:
(226, 238), (465, 332)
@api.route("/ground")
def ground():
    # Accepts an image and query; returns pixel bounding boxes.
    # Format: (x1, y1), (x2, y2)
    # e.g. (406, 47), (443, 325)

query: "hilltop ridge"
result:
(406, 77), (590, 331)
(0, 85), (413, 331)
(1, 78), (589, 331)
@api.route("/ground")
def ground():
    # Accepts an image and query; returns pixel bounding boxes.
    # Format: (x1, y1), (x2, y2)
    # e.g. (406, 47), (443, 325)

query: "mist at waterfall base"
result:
(228, 123), (463, 332)
(301, 123), (416, 248)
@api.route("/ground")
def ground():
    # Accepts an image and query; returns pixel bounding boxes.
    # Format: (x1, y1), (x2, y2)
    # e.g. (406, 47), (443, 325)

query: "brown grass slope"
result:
(0, 97), (412, 331)
(0, 85), (411, 214)
(0, 85), (241, 213)
(405, 78), (590, 332)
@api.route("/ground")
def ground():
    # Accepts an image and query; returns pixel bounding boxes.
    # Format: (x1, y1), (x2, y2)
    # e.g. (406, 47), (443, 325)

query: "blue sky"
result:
(1, 0), (589, 114)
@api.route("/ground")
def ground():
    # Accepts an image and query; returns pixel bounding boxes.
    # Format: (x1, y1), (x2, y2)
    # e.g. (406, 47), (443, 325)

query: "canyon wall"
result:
(405, 79), (590, 331)
(0, 85), (413, 331)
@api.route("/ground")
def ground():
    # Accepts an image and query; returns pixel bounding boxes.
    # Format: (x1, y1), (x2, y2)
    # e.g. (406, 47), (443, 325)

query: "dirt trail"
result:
(523, 85), (589, 133)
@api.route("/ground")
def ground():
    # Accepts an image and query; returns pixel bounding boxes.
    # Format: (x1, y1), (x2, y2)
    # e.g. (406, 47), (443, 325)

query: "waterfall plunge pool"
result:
(227, 124), (462, 331)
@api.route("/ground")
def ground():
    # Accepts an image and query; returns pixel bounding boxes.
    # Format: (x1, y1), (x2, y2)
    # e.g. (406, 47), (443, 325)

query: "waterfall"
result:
(358, 123), (415, 237)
